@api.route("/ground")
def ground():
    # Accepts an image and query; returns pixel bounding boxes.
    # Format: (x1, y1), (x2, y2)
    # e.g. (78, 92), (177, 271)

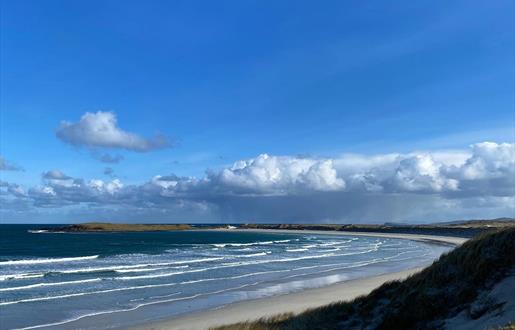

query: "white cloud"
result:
(30, 142), (515, 201)
(0, 181), (28, 198)
(2, 141), (514, 223)
(88, 179), (123, 194)
(457, 142), (515, 180)
(56, 111), (170, 152)
(133, 142), (514, 201)
(387, 154), (459, 192)
(208, 154), (345, 195)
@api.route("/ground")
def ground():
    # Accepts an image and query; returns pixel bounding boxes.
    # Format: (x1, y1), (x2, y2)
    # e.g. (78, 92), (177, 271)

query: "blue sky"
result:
(1, 0), (514, 223)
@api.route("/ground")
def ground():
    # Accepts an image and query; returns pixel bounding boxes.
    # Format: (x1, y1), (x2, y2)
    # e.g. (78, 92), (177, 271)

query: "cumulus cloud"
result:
(208, 154), (345, 195)
(27, 170), (125, 207)
(141, 142), (513, 198)
(56, 111), (170, 152)
(0, 156), (23, 171)
(0, 180), (27, 198)
(347, 153), (459, 194)
(7, 184), (27, 198)
(443, 142), (515, 198)
(456, 142), (514, 180)
(2, 141), (514, 223)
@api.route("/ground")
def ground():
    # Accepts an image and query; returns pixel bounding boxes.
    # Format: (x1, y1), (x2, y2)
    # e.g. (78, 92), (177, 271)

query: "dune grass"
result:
(214, 228), (515, 330)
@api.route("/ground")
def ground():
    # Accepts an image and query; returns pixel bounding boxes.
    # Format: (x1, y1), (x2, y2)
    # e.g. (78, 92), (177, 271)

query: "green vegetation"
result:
(241, 218), (515, 238)
(45, 222), (193, 232)
(214, 228), (515, 330)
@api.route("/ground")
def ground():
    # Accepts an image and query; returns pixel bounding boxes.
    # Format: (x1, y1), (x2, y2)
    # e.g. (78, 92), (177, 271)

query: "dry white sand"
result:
(131, 230), (467, 330)
(443, 270), (515, 330)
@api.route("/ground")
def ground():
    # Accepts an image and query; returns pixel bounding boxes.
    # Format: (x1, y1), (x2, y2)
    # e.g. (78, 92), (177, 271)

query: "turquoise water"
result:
(0, 225), (450, 329)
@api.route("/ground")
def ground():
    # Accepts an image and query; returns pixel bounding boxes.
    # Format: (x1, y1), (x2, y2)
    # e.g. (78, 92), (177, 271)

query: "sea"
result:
(0, 225), (451, 329)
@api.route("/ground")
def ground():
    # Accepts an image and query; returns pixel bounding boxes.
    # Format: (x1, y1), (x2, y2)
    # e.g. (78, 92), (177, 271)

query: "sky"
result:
(0, 0), (514, 223)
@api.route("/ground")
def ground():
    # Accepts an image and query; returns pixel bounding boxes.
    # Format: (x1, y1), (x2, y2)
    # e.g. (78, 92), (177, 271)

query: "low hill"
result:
(215, 227), (515, 330)
(43, 222), (193, 232)
(240, 219), (515, 238)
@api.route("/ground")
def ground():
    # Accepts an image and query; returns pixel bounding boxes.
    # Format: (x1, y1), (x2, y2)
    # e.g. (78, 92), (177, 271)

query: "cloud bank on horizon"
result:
(1, 141), (513, 223)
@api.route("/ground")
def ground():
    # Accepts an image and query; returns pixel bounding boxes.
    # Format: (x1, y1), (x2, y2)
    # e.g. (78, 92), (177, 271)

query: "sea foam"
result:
(0, 255), (99, 266)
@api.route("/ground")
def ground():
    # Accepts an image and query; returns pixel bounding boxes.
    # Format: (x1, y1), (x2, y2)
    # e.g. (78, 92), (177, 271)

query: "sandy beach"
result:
(131, 230), (467, 330)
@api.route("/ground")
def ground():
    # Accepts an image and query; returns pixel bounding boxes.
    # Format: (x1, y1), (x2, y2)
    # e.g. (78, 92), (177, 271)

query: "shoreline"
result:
(130, 229), (467, 330)
(216, 228), (468, 246)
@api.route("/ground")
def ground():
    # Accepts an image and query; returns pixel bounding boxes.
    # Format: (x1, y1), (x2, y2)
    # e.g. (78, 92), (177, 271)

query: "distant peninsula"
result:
(43, 222), (194, 232)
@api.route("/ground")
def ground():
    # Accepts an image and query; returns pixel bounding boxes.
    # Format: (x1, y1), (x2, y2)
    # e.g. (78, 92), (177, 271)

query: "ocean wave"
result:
(281, 250), (425, 282)
(340, 247), (379, 256)
(170, 257), (225, 264)
(286, 248), (309, 252)
(0, 264), (190, 281)
(234, 252), (271, 258)
(130, 291), (182, 302)
(0, 278), (101, 292)
(114, 266), (186, 273)
(115, 253), (338, 281)
(1, 263), (355, 307)
(318, 241), (342, 247)
(12, 255), (386, 330)
(282, 259), (384, 281)
(244, 252), (336, 264)
(1, 257), (388, 307)
(28, 230), (66, 234)
(317, 248), (341, 252)
(115, 267), (211, 280)
(59, 264), (189, 274)
(12, 282), (261, 330)
(49, 257), (221, 274)
(0, 258), (223, 281)
(212, 239), (290, 248)
(0, 273), (44, 281)
(0, 250), (368, 284)
(0, 255), (99, 266)
(0, 279), (196, 306)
